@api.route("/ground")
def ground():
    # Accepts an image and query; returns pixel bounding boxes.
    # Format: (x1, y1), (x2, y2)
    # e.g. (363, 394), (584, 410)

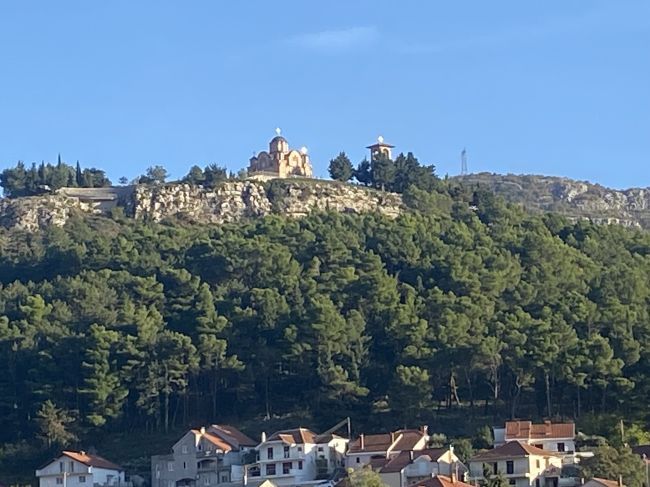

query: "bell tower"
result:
(366, 135), (395, 161)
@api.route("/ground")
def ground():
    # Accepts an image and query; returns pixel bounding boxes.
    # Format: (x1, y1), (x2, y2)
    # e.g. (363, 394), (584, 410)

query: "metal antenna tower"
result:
(461, 148), (468, 175)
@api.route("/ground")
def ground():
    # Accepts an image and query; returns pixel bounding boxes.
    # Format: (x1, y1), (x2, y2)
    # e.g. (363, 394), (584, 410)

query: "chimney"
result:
(360, 434), (365, 450)
(261, 432), (267, 443)
(451, 471), (457, 484)
(391, 432), (395, 443)
(618, 476), (623, 487)
(420, 425), (428, 435)
(409, 451), (414, 461)
(200, 427), (206, 435)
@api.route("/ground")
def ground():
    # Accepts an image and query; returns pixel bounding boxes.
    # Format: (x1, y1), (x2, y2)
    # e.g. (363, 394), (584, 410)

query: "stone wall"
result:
(0, 180), (404, 231)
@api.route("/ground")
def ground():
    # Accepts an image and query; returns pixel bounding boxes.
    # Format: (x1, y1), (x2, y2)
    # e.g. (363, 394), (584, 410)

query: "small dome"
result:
(269, 135), (289, 154)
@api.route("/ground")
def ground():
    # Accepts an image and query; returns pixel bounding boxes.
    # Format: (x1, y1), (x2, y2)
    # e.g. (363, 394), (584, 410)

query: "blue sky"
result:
(0, 1), (648, 188)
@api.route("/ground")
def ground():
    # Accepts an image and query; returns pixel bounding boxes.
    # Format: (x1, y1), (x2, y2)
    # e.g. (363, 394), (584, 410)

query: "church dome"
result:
(269, 136), (289, 154)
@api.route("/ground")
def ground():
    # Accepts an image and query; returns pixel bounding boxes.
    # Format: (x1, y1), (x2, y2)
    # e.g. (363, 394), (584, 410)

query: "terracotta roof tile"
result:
(471, 442), (560, 461)
(380, 449), (447, 473)
(208, 424), (257, 448)
(62, 451), (122, 471)
(348, 429), (427, 453)
(504, 421), (574, 440)
(266, 428), (317, 445)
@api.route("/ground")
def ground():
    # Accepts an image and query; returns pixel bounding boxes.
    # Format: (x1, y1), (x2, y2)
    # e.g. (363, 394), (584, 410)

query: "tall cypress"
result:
(75, 160), (83, 187)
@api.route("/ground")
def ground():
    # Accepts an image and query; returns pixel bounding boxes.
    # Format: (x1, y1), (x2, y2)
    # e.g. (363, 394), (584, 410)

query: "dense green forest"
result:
(1, 173), (650, 481)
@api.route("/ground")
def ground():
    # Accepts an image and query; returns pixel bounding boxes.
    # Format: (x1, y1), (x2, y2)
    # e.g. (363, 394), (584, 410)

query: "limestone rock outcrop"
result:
(0, 180), (404, 231)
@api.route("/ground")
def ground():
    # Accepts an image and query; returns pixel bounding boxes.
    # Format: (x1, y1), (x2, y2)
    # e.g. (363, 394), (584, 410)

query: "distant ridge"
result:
(454, 172), (650, 229)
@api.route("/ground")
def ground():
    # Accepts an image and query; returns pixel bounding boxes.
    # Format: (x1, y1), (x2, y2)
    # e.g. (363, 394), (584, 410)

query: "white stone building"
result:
(469, 442), (564, 487)
(36, 451), (125, 487)
(345, 429), (429, 469)
(249, 428), (348, 487)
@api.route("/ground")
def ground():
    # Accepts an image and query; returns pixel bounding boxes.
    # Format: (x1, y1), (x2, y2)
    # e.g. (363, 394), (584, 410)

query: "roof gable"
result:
(266, 428), (317, 445)
(471, 441), (559, 461)
(505, 421), (575, 440)
(61, 451), (122, 471)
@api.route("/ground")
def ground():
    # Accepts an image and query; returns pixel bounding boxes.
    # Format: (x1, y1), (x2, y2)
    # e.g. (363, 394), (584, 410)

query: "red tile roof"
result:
(266, 428), (317, 445)
(208, 424), (257, 448)
(505, 421), (575, 440)
(471, 442), (560, 461)
(379, 449), (447, 473)
(348, 429), (427, 453)
(62, 451), (122, 471)
(412, 475), (473, 487)
(195, 431), (233, 452)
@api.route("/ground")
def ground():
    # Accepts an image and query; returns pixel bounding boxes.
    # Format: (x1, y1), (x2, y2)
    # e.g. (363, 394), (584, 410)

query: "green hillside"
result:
(1, 183), (650, 483)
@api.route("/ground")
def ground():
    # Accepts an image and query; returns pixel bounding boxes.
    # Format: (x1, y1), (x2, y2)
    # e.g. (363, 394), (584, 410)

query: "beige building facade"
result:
(248, 132), (313, 180)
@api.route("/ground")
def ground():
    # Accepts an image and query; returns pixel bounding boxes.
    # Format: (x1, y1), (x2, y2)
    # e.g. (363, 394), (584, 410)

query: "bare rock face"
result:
(0, 180), (404, 231)
(0, 195), (94, 231)
(456, 173), (650, 229)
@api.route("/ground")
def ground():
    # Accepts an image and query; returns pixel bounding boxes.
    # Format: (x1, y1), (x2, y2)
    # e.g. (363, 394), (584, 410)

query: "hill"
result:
(455, 173), (650, 228)
(1, 180), (650, 482)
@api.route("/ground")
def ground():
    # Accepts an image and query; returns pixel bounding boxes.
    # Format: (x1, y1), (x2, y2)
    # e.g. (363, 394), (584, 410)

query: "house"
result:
(469, 441), (564, 487)
(346, 429), (429, 469)
(151, 424), (256, 487)
(250, 427), (348, 487)
(493, 421), (591, 465)
(410, 475), (474, 487)
(582, 479), (623, 487)
(36, 451), (125, 487)
(372, 447), (467, 487)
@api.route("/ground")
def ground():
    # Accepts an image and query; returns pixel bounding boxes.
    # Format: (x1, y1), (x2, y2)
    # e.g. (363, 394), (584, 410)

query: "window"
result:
(221, 474), (229, 483)
(298, 461), (303, 470)
(283, 463), (292, 474)
(317, 447), (324, 452)
(60, 462), (65, 473)
(509, 481), (515, 486)
(266, 464), (276, 476)
(204, 478), (209, 486)
(267, 447), (274, 460)
(284, 446), (290, 459)
(536, 480), (541, 487)
(534, 444), (543, 449)
(298, 447), (302, 453)
(493, 463), (498, 475)
(56, 479), (63, 485)
(182, 445), (188, 454)
(356, 458), (360, 464)
(79, 477), (86, 484)
(69, 462), (74, 473)
(557, 443), (565, 452)
(536, 460), (540, 469)
(168, 462), (174, 472)
(183, 462), (187, 470)
(506, 461), (514, 474)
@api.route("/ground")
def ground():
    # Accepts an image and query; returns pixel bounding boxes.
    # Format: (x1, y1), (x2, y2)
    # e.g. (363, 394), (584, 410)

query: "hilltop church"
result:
(247, 130), (314, 180)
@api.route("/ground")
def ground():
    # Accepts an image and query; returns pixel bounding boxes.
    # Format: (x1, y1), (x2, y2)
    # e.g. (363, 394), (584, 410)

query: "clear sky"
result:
(0, 1), (648, 189)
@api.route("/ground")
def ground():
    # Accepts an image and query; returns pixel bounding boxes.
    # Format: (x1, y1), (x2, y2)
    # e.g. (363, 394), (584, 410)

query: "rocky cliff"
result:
(0, 180), (404, 231)
(455, 173), (650, 229)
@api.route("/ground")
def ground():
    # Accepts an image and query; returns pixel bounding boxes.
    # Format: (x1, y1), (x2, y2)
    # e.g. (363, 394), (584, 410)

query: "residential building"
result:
(346, 429), (429, 469)
(151, 424), (256, 487)
(493, 421), (592, 465)
(372, 447), (467, 487)
(36, 451), (125, 487)
(250, 427), (348, 487)
(469, 441), (564, 487)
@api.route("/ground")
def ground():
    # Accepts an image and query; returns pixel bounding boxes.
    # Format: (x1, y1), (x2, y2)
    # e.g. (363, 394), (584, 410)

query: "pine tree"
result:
(75, 160), (83, 186)
(328, 152), (354, 182)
